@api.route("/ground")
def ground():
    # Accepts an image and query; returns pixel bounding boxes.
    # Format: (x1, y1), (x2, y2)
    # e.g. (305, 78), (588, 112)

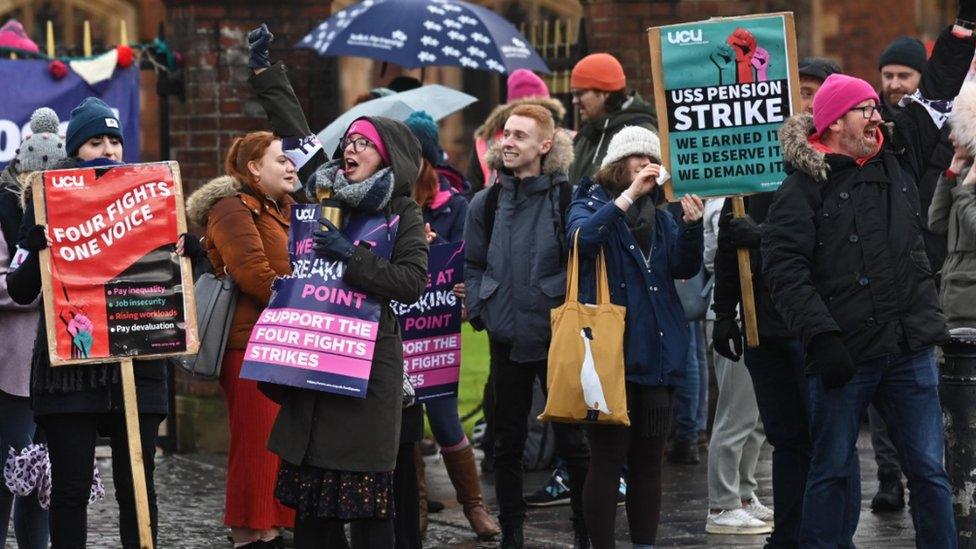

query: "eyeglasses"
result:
(848, 105), (880, 119)
(570, 89), (593, 100)
(340, 136), (375, 153)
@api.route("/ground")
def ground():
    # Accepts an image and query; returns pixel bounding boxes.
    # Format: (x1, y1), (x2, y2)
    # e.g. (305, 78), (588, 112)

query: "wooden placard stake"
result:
(120, 358), (154, 549)
(731, 197), (760, 348)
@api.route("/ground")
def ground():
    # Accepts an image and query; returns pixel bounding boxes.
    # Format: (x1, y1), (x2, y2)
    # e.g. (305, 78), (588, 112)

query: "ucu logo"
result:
(667, 29), (704, 45)
(51, 175), (85, 188)
(295, 207), (318, 222)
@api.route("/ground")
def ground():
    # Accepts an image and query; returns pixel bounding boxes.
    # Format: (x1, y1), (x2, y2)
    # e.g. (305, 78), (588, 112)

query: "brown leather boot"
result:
(442, 445), (501, 540)
(414, 443), (429, 536)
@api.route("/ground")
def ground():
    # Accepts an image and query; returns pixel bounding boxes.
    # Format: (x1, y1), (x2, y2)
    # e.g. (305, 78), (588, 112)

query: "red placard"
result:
(33, 162), (198, 366)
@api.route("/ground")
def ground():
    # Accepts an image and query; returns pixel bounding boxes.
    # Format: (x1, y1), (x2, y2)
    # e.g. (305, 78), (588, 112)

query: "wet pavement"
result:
(6, 428), (916, 547)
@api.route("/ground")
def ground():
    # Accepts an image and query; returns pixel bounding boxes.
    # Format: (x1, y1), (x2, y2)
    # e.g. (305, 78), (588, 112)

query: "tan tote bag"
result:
(539, 230), (629, 426)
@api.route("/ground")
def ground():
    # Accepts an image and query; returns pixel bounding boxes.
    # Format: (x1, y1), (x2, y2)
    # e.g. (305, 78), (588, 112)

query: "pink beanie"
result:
(346, 119), (389, 163)
(812, 74), (880, 137)
(0, 20), (39, 53)
(507, 69), (550, 101)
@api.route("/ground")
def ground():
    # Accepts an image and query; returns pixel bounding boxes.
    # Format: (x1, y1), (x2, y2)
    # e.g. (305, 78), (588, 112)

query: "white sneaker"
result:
(705, 508), (773, 535)
(742, 497), (774, 523)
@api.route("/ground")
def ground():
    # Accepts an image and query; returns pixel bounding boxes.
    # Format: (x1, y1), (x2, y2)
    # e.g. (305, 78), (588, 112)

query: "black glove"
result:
(725, 215), (762, 249)
(808, 332), (856, 390)
(22, 225), (47, 252)
(312, 218), (355, 260)
(179, 232), (204, 258)
(712, 314), (743, 361)
(960, 0), (976, 24)
(247, 24), (274, 69)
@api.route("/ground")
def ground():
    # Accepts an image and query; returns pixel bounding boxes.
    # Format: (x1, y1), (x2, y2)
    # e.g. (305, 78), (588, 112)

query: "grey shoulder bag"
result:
(175, 272), (239, 379)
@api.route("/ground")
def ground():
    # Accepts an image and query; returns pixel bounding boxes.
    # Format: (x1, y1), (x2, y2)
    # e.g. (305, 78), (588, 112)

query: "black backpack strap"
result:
(483, 183), (502, 251)
(555, 179), (572, 261)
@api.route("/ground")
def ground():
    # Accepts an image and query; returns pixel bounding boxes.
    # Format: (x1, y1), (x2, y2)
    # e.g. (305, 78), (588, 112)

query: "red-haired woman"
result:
(186, 131), (298, 547)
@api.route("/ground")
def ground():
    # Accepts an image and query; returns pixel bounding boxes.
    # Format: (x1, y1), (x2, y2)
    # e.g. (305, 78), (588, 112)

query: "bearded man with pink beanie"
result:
(762, 15), (976, 547)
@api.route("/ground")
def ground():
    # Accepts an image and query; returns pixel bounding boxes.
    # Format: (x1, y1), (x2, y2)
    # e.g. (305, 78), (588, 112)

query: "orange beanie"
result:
(571, 53), (626, 91)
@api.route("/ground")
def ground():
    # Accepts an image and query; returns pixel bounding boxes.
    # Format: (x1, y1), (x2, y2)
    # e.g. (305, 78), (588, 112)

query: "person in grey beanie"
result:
(0, 107), (63, 549)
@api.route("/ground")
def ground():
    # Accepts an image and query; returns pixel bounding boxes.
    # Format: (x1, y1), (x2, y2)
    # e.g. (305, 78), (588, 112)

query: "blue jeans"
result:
(673, 321), (705, 442)
(0, 391), (49, 549)
(744, 338), (809, 548)
(424, 396), (467, 450)
(801, 348), (955, 549)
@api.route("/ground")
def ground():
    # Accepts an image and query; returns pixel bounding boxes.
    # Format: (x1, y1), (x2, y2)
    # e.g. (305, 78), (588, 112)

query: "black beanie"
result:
(878, 37), (927, 73)
(798, 57), (843, 82)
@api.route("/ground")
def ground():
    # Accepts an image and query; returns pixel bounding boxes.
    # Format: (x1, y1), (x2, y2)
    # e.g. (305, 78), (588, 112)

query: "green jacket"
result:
(929, 170), (976, 329)
(569, 92), (657, 185)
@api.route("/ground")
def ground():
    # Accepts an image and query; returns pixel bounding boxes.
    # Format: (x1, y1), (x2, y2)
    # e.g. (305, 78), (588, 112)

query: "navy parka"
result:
(566, 178), (703, 386)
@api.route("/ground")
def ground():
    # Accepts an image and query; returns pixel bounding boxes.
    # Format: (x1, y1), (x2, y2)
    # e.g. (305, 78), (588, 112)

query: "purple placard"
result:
(392, 241), (464, 402)
(240, 204), (399, 398)
(0, 60), (140, 167)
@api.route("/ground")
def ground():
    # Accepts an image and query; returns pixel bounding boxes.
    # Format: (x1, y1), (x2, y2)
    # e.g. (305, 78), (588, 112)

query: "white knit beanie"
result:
(600, 126), (661, 167)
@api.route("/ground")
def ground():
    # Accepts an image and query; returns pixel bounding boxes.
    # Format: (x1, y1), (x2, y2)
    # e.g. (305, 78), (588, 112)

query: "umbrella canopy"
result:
(297, 0), (550, 74)
(317, 84), (477, 156)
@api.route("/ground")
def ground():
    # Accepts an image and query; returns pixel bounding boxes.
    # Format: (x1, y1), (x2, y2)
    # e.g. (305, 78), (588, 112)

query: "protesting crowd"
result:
(4, 0), (976, 547)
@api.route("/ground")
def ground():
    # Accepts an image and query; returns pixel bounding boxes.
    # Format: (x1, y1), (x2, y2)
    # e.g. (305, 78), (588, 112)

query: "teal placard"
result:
(652, 14), (798, 197)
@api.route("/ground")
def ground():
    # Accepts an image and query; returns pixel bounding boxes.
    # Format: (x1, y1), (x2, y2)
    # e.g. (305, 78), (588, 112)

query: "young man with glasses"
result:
(763, 12), (976, 544)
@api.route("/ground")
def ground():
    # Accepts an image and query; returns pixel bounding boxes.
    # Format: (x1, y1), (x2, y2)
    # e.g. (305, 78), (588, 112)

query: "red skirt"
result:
(220, 349), (295, 529)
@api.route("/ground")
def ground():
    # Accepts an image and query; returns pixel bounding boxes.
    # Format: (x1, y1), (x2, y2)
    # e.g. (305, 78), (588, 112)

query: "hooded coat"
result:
(463, 129), (575, 363)
(762, 26), (973, 369)
(250, 64), (428, 472)
(762, 110), (948, 369)
(929, 169), (976, 328)
(186, 175), (295, 349)
(465, 96), (568, 197)
(569, 93), (657, 185)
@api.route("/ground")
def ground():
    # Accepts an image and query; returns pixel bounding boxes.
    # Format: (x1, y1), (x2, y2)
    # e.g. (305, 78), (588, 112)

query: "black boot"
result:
(871, 468), (905, 512)
(667, 438), (700, 465)
(572, 519), (590, 549)
(500, 522), (524, 549)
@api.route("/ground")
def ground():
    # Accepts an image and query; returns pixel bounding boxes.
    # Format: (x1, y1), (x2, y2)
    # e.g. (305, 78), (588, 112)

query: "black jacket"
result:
(712, 193), (792, 338)
(762, 26), (971, 369)
(763, 117), (949, 367)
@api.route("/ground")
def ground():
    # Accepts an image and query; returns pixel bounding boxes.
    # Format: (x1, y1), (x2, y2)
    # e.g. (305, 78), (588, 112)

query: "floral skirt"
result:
(274, 461), (394, 520)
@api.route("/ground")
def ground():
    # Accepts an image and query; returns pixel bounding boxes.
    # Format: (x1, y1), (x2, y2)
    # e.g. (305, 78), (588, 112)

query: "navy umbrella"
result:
(296, 0), (550, 74)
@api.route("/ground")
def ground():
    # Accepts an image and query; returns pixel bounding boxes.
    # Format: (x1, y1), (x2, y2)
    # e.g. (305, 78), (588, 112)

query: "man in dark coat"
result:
(464, 104), (589, 549)
(762, 20), (975, 547)
(710, 55), (841, 545)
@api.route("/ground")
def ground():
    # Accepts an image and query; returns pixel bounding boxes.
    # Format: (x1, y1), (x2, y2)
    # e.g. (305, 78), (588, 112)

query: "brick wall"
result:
(163, 0), (335, 396)
(163, 0), (335, 196)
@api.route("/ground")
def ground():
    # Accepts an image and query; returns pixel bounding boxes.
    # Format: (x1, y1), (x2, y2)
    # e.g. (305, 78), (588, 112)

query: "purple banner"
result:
(241, 204), (399, 398)
(392, 241), (464, 402)
(0, 60), (140, 168)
